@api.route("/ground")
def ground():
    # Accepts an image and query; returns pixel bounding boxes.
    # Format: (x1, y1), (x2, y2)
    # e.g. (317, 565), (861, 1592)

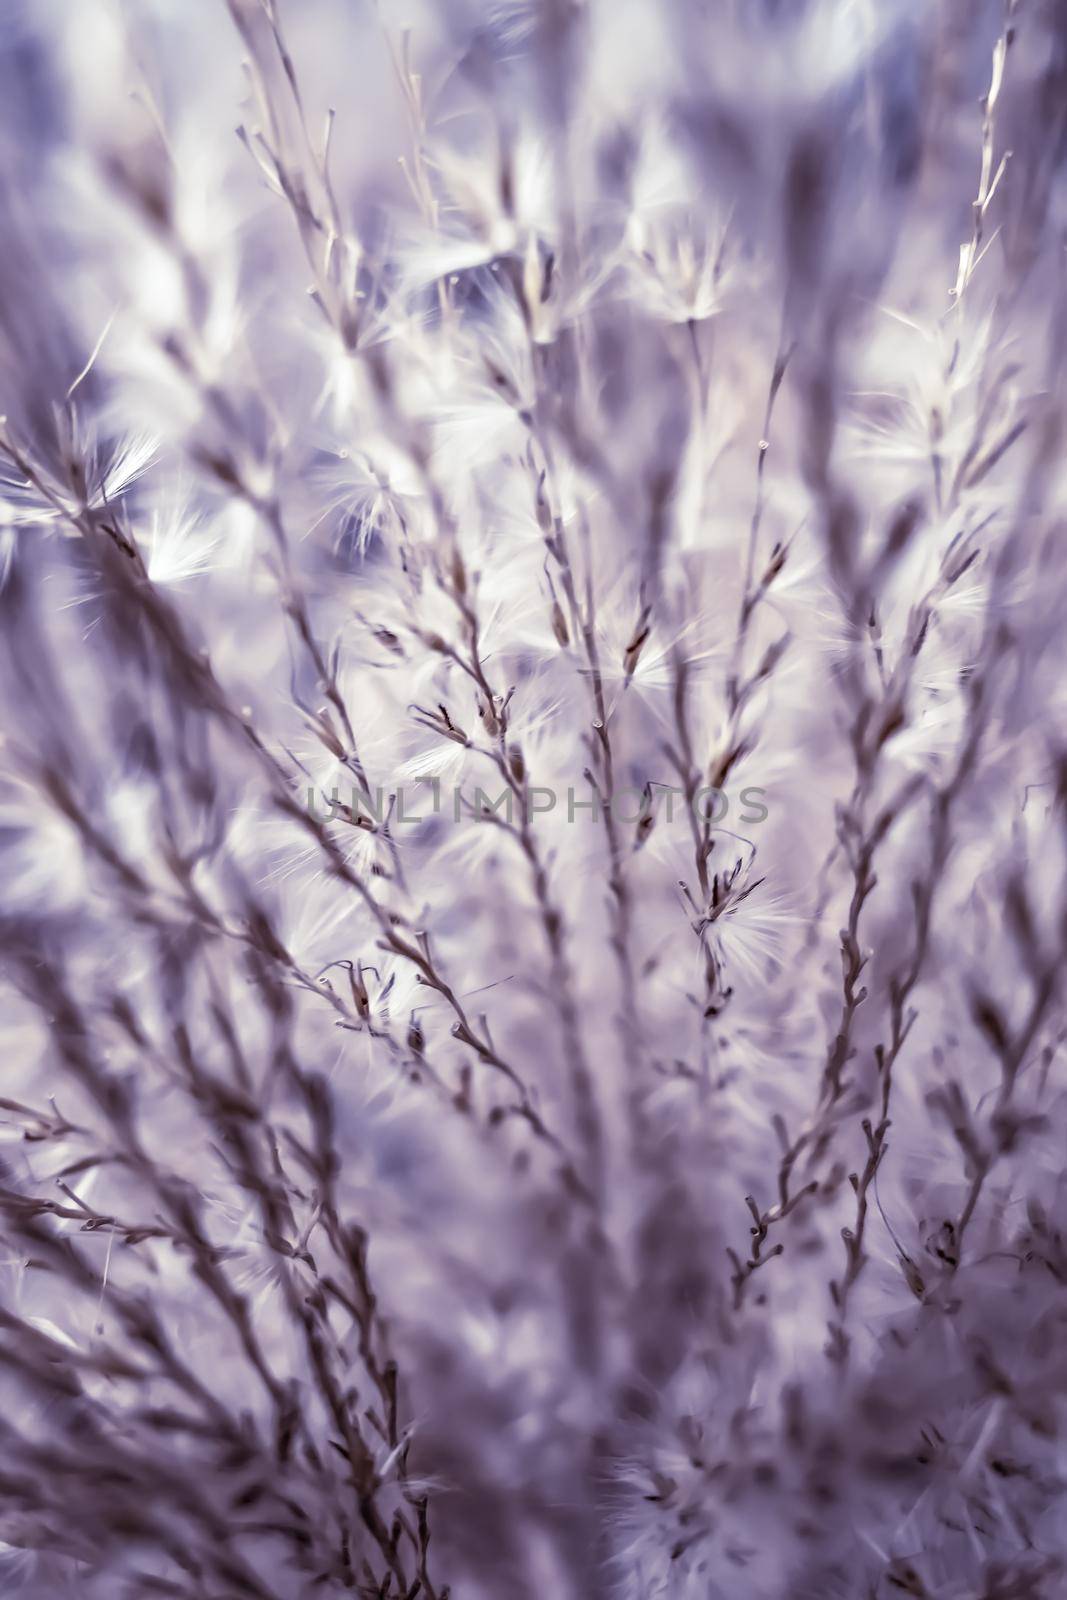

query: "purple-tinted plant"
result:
(1, 1), (1067, 1596)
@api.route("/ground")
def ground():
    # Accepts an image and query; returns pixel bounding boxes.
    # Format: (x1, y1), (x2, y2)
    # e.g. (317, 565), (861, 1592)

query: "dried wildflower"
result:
(1, 2), (1066, 1597)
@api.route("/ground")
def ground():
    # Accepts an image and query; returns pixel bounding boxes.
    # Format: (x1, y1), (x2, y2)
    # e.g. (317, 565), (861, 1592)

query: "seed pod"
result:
(634, 784), (655, 848)
(623, 607), (652, 679)
(480, 698), (499, 738)
(535, 471), (553, 536)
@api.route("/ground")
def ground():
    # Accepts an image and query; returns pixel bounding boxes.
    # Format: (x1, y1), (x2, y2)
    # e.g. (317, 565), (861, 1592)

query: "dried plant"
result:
(1, 1), (1067, 1596)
